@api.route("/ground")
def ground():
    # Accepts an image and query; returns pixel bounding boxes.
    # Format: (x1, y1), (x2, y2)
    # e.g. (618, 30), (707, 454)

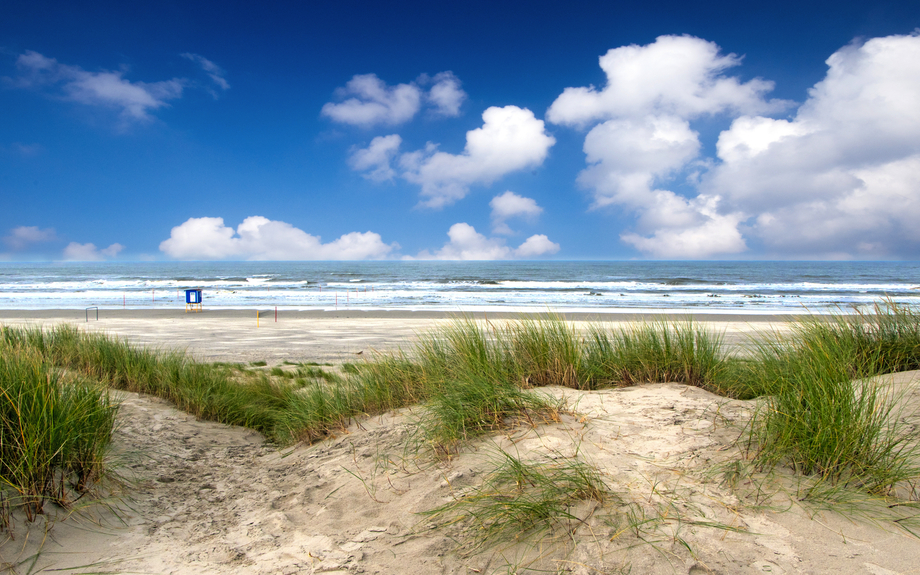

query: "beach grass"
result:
(745, 302), (920, 494)
(0, 338), (118, 527)
(506, 315), (584, 388)
(422, 448), (614, 548)
(0, 325), (295, 442)
(277, 382), (357, 443)
(421, 374), (561, 452)
(582, 320), (727, 391)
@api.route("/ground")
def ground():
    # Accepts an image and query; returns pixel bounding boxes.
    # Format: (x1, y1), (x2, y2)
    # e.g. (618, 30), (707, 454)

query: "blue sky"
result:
(2, 0), (919, 261)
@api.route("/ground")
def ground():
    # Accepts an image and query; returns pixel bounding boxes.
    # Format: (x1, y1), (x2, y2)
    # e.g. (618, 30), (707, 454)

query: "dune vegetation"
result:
(2, 301), (920, 541)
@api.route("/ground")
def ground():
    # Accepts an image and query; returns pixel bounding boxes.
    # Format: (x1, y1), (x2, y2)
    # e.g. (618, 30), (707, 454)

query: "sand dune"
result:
(3, 312), (919, 574)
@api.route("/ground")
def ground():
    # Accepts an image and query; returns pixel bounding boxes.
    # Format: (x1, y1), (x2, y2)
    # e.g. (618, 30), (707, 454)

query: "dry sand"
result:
(2, 310), (919, 574)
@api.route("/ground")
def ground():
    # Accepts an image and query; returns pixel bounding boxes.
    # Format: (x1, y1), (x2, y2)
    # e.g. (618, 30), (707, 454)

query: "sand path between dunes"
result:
(3, 312), (920, 574)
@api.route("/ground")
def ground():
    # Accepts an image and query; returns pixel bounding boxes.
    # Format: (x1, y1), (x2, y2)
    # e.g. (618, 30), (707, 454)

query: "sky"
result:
(2, 0), (920, 262)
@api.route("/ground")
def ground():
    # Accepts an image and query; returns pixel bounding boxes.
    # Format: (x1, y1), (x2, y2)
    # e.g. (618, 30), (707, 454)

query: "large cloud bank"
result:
(549, 33), (920, 259)
(159, 217), (396, 260)
(704, 33), (920, 258)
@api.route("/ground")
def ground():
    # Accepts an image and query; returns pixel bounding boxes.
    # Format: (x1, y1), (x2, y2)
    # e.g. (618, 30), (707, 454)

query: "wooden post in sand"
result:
(257, 310), (260, 328)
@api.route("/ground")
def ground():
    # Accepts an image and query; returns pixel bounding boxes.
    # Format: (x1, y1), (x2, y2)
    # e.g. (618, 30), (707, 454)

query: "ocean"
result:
(0, 261), (917, 314)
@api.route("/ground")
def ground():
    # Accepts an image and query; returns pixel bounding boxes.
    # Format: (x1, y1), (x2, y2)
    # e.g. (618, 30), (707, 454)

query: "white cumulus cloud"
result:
(400, 106), (556, 208)
(572, 113), (750, 258)
(348, 134), (402, 182)
(9, 50), (185, 121)
(426, 71), (466, 117)
(547, 34), (790, 128)
(322, 72), (468, 128)
(578, 115), (701, 209)
(321, 74), (422, 127)
(515, 234), (560, 257)
(159, 216), (397, 260)
(490, 191), (543, 235)
(620, 195), (746, 258)
(413, 223), (559, 260)
(63, 242), (124, 261)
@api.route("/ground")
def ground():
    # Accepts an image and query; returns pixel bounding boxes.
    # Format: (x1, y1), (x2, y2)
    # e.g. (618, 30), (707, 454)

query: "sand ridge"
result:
(2, 312), (918, 574)
(5, 375), (920, 574)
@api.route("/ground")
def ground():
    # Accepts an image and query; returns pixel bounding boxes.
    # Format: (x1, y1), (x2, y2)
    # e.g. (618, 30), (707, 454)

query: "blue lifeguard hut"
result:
(185, 288), (203, 313)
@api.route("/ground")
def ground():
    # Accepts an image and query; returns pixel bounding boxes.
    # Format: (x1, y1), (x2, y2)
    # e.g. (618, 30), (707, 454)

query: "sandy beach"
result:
(0, 308), (798, 364)
(2, 309), (919, 574)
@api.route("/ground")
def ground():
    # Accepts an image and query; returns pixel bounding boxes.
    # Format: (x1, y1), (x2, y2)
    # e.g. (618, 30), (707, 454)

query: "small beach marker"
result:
(257, 310), (260, 327)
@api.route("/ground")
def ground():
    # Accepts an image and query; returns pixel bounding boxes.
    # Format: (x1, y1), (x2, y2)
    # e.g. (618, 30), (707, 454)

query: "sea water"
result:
(0, 261), (917, 313)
